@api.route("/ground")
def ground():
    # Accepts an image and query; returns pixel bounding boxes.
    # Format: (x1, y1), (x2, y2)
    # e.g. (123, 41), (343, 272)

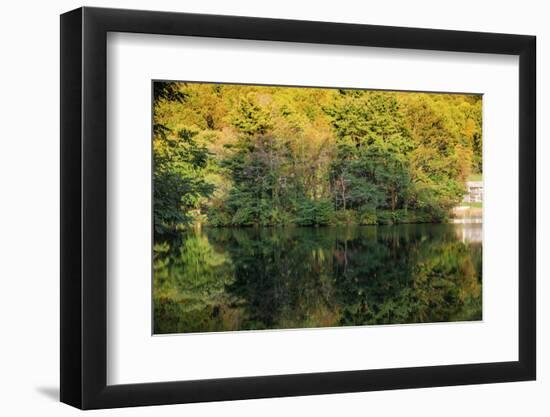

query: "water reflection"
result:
(454, 223), (482, 243)
(154, 224), (482, 334)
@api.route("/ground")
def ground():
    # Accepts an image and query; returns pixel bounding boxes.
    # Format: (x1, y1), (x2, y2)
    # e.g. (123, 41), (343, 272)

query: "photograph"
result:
(152, 81), (483, 335)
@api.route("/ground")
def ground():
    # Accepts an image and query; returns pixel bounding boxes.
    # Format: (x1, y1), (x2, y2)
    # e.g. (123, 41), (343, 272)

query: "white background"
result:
(0, 0), (546, 415)
(108, 33), (518, 384)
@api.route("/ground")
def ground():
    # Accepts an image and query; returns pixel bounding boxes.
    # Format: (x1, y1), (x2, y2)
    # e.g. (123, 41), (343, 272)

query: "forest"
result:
(153, 81), (482, 235)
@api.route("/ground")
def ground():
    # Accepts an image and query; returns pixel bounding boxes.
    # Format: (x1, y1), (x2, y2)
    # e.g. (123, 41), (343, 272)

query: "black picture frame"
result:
(60, 6), (536, 410)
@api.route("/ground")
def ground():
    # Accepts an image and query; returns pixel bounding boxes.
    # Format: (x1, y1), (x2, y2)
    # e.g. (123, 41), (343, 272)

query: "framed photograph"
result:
(60, 6), (536, 409)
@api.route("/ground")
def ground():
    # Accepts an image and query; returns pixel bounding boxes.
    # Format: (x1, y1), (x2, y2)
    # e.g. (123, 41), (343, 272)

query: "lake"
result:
(153, 223), (482, 334)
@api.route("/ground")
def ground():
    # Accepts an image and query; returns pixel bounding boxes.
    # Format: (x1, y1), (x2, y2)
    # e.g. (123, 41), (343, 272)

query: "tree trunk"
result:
(341, 176), (346, 210)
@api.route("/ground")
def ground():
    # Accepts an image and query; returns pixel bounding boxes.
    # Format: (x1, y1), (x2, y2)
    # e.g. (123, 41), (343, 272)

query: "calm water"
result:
(153, 224), (482, 334)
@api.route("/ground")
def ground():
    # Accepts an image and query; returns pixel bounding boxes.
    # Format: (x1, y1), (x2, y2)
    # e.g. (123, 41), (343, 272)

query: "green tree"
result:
(153, 127), (214, 235)
(327, 91), (414, 222)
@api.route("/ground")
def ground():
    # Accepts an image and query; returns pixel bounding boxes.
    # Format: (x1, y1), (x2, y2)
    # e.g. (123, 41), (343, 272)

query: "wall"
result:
(0, 0), (546, 415)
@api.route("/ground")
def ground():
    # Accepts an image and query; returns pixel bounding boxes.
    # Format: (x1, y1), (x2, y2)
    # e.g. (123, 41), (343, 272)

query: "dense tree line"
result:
(153, 82), (482, 234)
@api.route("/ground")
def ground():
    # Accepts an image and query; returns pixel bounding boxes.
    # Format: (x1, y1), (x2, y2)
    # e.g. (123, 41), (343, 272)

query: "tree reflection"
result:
(153, 233), (236, 333)
(154, 224), (482, 334)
